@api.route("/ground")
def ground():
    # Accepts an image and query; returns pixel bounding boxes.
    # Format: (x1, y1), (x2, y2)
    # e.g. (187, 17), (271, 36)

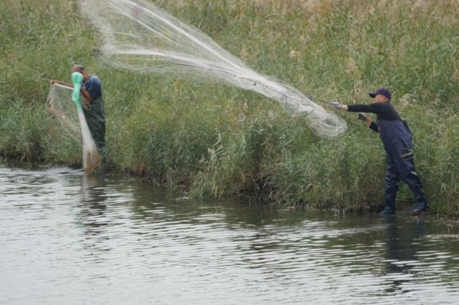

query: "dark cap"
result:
(369, 88), (391, 100)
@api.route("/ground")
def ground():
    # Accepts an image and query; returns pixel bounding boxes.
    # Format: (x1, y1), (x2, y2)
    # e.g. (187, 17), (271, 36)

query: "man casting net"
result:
(47, 83), (101, 172)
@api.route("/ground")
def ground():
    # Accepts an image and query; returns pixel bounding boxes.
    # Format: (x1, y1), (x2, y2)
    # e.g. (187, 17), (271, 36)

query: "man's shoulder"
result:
(89, 75), (101, 84)
(85, 75), (102, 90)
(83, 74), (103, 98)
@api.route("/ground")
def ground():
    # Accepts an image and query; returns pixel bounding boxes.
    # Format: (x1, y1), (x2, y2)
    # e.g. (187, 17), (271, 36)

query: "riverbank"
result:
(1, 0), (459, 214)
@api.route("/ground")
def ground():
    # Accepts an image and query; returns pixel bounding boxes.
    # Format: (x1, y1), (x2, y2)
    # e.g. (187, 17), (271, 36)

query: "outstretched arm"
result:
(346, 103), (384, 115)
(50, 80), (94, 101)
(332, 102), (384, 114)
(50, 80), (73, 88)
(331, 102), (399, 121)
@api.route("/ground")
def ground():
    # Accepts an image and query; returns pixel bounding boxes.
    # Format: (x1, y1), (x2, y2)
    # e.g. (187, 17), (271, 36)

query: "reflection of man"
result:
(382, 217), (425, 293)
(80, 174), (108, 237)
(51, 65), (106, 169)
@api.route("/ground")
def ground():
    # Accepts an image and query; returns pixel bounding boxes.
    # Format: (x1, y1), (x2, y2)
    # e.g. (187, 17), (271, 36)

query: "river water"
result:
(1, 161), (459, 305)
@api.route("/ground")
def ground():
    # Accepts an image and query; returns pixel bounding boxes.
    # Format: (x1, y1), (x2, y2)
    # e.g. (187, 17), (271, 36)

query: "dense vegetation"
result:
(1, 0), (459, 214)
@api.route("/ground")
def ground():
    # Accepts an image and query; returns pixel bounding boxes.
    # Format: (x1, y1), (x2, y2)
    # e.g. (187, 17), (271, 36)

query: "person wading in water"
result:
(331, 88), (429, 216)
(51, 65), (106, 169)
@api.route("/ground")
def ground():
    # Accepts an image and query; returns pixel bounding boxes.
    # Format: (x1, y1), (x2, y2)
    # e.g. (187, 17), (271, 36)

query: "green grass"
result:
(1, 0), (459, 215)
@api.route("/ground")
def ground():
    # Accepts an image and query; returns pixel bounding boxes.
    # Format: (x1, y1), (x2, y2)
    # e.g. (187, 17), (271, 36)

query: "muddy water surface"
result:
(1, 162), (459, 304)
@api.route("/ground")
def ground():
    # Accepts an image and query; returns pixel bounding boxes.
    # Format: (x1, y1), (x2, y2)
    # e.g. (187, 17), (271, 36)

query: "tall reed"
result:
(1, 0), (459, 214)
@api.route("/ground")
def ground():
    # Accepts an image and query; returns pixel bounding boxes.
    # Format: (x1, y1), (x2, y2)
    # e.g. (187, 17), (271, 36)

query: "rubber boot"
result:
(411, 203), (429, 216)
(410, 188), (429, 216)
(379, 193), (397, 216)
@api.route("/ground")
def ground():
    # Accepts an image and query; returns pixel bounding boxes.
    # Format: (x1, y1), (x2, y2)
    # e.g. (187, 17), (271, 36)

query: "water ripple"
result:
(1, 162), (459, 305)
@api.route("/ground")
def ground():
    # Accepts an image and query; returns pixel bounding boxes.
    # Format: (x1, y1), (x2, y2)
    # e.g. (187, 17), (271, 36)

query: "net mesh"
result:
(47, 84), (81, 143)
(47, 84), (101, 172)
(80, 0), (347, 139)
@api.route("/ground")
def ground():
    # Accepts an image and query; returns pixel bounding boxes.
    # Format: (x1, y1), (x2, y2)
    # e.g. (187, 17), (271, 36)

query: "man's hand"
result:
(50, 80), (56, 85)
(330, 102), (342, 109)
(357, 113), (369, 121)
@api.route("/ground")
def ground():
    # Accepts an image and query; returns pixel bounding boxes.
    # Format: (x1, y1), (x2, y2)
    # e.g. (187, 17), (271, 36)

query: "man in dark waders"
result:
(331, 88), (429, 216)
(51, 65), (106, 170)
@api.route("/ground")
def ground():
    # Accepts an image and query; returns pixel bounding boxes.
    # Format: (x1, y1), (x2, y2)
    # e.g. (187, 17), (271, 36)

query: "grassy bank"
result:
(1, 0), (459, 214)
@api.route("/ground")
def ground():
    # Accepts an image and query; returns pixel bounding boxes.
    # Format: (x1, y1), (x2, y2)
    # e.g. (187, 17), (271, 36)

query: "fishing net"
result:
(80, 0), (347, 138)
(47, 84), (101, 172)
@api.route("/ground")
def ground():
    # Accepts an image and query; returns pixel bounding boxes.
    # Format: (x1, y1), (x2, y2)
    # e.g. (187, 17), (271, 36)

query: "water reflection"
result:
(77, 173), (110, 251)
(383, 216), (426, 294)
(1, 162), (459, 305)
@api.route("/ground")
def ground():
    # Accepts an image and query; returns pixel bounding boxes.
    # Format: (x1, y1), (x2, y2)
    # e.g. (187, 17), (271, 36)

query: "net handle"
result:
(52, 83), (73, 90)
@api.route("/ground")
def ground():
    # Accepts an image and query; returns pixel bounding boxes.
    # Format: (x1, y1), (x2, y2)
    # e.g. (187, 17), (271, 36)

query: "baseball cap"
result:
(369, 88), (391, 99)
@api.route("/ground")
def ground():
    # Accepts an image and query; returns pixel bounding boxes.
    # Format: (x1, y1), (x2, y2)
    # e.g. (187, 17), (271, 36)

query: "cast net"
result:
(80, 0), (347, 138)
(47, 84), (101, 172)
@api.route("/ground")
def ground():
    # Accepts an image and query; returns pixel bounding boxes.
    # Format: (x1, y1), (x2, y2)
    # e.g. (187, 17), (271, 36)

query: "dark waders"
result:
(378, 119), (428, 215)
(83, 96), (106, 170)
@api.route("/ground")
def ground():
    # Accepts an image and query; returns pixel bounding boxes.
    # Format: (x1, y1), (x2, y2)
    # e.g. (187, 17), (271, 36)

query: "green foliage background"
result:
(1, 0), (459, 214)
